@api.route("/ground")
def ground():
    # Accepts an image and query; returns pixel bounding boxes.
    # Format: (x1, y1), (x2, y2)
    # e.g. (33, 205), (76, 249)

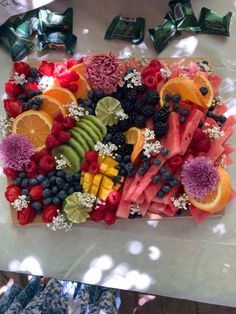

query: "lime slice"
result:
(62, 192), (92, 223)
(95, 96), (122, 126)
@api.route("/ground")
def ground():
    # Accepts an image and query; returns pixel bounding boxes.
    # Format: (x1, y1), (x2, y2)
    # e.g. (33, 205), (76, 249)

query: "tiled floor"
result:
(1, 271), (236, 313)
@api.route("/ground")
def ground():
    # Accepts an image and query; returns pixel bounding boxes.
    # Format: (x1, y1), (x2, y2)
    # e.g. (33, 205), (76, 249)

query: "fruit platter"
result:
(1, 53), (235, 230)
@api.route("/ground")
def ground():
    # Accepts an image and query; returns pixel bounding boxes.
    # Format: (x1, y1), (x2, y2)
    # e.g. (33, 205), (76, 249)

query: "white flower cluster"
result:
(47, 210), (72, 232)
(94, 141), (118, 157)
(116, 109), (128, 121)
(14, 72), (27, 85)
(219, 154), (227, 168)
(95, 199), (106, 209)
(123, 69), (142, 88)
(160, 67), (172, 79)
(143, 128), (161, 158)
(0, 115), (13, 137)
(77, 192), (96, 208)
(171, 193), (190, 211)
(38, 76), (54, 91)
(11, 195), (29, 212)
(130, 203), (141, 215)
(54, 154), (67, 170)
(137, 57), (149, 66)
(212, 96), (223, 107)
(66, 103), (89, 121)
(203, 123), (225, 140)
(197, 61), (212, 73)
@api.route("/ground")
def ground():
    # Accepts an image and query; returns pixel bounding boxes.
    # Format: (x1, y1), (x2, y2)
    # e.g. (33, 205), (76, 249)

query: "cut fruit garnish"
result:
(69, 63), (87, 77)
(43, 87), (77, 109)
(35, 94), (67, 119)
(12, 109), (52, 151)
(159, 77), (208, 108)
(73, 74), (91, 100)
(185, 167), (231, 213)
(124, 127), (145, 163)
(62, 192), (92, 223)
(193, 72), (213, 108)
(95, 96), (122, 126)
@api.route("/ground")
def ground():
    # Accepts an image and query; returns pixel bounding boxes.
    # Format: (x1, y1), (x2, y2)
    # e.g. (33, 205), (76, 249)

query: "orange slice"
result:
(12, 110), (52, 151)
(35, 94), (66, 120)
(69, 63), (87, 77)
(43, 87), (77, 107)
(193, 72), (213, 108)
(185, 167), (231, 213)
(124, 127), (145, 163)
(159, 77), (207, 108)
(73, 74), (91, 100)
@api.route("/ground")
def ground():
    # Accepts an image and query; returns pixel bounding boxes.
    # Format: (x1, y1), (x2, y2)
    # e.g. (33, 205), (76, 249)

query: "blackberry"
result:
(123, 144), (134, 156)
(134, 99), (145, 113)
(114, 87), (125, 101)
(145, 90), (160, 106)
(117, 119), (132, 132)
(134, 115), (146, 128)
(122, 100), (134, 114)
(109, 125), (119, 134)
(142, 105), (155, 118)
(111, 132), (126, 146)
(154, 121), (168, 138)
(153, 107), (169, 122)
(126, 89), (139, 102)
(129, 112), (137, 123)
(136, 84), (147, 94)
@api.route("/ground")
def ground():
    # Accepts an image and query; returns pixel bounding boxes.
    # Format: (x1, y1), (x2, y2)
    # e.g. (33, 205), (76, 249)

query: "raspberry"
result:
(39, 155), (55, 171)
(29, 185), (43, 201)
(67, 83), (78, 93)
(85, 150), (98, 163)
(80, 162), (90, 172)
(60, 79), (69, 88)
(25, 160), (37, 173)
(89, 208), (104, 221)
(143, 75), (157, 90)
(67, 59), (78, 68)
(168, 156), (183, 171)
(27, 171), (38, 178)
(67, 71), (80, 82)
(54, 112), (64, 122)
(107, 191), (121, 206)
(3, 167), (19, 179)
(194, 138), (211, 153)
(191, 128), (205, 144)
(63, 116), (76, 129)
(38, 168), (48, 176)
(51, 122), (64, 136)
(57, 130), (71, 143)
(5, 184), (21, 202)
(34, 148), (51, 160)
(88, 162), (100, 174)
(45, 134), (60, 149)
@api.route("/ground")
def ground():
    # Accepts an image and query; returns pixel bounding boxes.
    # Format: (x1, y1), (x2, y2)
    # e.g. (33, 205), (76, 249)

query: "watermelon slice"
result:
(208, 74), (222, 96)
(161, 203), (178, 217)
(223, 144), (235, 155)
(144, 181), (163, 205)
(205, 143), (225, 162)
(224, 155), (233, 166)
(157, 184), (180, 205)
(189, 205), (212, 223)
(140, 199), (151, 216)
(116, 177), (133, 218)
(148, 202), (167, 214)
(213, 103), (229, 115)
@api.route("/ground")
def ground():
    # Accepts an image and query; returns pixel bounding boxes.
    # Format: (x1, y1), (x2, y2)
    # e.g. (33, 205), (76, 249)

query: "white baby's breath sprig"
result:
(14, 72), (27, 85)
(212, 96), (223, 107)
(197, 61), (212, 73)
(54, 154), (67, 170)
(143, 128), (162, 158)
(66, 103), (89, 121)
(116, 109), (128, 121)
(38, 76), (54, 91)
(78, 192), (97, 209)
(203, 123), (225, 140)
(130, 203), (141, 215)
(0, 115), (13, 137)
(94, 141), (118, 157)
(47, 210), (72, 232)
(11, 195), (29, 212)
(123, 69), (142, 88)
(160, 67), (172, 79)
(171, 194), (190, 211)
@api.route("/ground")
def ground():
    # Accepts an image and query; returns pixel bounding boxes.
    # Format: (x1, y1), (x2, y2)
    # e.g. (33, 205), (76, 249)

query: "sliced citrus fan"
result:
(62, 192), (92, 223)
(124, 127), (145, 163)
(69, 63), (87, 77)
(185, 167), (231, 213)
(12, 109), (52, 151)
(159, 76), (208, 108)
(73, 74), (91, 99)
(193, 72), (213, 108)
(43, 87), (77, 108)
(95, 96), (122, 126)
(35, 94), (67, 119)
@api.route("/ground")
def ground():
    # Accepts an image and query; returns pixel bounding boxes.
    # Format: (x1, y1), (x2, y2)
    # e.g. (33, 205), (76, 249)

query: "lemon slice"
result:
(62, 192), (92, 223)
(95, 96), (122, 126)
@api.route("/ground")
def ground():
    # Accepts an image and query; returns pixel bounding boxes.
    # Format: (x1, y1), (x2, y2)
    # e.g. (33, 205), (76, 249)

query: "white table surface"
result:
(0, 0), (236, 307)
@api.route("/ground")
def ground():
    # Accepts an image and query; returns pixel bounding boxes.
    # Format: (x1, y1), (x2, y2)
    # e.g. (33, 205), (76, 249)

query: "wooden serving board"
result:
(8, 56), (224, 226)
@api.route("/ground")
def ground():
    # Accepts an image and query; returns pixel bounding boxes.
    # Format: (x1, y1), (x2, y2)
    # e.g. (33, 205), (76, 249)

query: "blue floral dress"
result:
(0, 276), (120, 313)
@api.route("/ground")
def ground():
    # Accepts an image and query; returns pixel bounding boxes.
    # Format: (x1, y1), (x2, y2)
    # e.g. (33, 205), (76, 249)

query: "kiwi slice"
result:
(52, 144), (80, 175)
(68, 138), (85, 161)
(76, 120), (103, 141)
(81, 115), (107, 137)
(95, 96), (122, 126)
(70, 130), (90, 152)
(72, 127), (95, 150)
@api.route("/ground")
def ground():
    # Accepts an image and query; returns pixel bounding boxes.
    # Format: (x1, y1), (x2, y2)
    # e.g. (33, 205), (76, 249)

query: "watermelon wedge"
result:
(208, 74), (222, 96)
(223, 144), (235, 155)
(189, 205), (212, 223)
(148, 202), (167, 214)
(213, 103), (229, 115)
(116, 177), (133, 218)
(205, 143), (225, 162)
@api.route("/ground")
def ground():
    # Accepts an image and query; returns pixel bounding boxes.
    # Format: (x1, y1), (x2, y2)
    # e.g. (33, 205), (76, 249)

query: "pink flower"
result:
(84, 52), (124, 94)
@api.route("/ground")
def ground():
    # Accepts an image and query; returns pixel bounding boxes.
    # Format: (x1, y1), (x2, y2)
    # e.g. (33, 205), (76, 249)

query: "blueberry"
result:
(57, 190), (67, 200)
(219, 115), (227, 123)
(114, 175), (121, 181)
(115, 165), (121, 171)
(163, 185), (171, 192)
(17, 93), (26, 100)
(181, 108), (189, 116)
(50, 177), (56, 184)
(65, 175), (73, 183)
(105, 133), (112, 142)
(48, 170), (56, 178)
(127, 169), (136, 177)
(165, 94), (173, 101)
(64, 183), (70, 190)
(73, 173), (80, 181)
(120, 169), (126, 176)
(175, 209), (182, 216)
(74, 184), (82, 192)
(152, 175), (160, 184)
(35, 90), (42, 96)
(21, 178), (29, 188)
(56, 170), (64, 177)
(23, 102), (30, 111)
(68, 187), (75, 194)
(52, 197), (61, 205)
(157, 190), (165, 198)
(120, 162), (125, 168)
(172, 94), (181, 103)
(25, 195), (31, 201)
(37, 175), (45, 183)
(32, 104), (39, 110)
(115, 154), (122, 162)
(52, 186), (59, 194)
(163, 102), (170, 109)
(162, 172), (171, 182)
(125, 163), (133, 171)
(160, 167), (167, 174)
(78, 98), (84, 105)
(28, 89), (36, 97)
(19, 171), (27, 178)
(43, 197), (52, 205)
(138, 167), (146, 175)
(88, 108), (95, 115)
(173, 104), (180, 112)
(43, 188), (52, 198)
(32, 201), (42, 213)
(21, 188), (28, 195)
(214, 115), (221, 122)
(179, 116), (186, 123)
(207, 111), (214, 118)
(34, 97), (42, 105)
(87, 90), (95, 100)
(143, 160), (150, 170)
(123, 155), (131, 162)
(154, 158), (161, 165)
(14, 177), (22, 186)
(170, 177), (179, 187)
(42, 180), (50, 188)
(199, 87), (208, 96)
(30, 67), (38, 77)
(96, 91), (105, 99)
(160, 148), (169, 156)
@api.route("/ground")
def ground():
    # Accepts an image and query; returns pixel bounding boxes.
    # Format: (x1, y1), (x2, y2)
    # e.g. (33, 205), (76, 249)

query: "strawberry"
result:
(39, 155), (55, 171)
(67, 71), (80, 82)
(59, 79), (69, 88)
(63, 116), (76, 129)
(80, 162), (89, 172)
(3, 167), (19, 179)
(104, 209), (116, 225)
(5, 184), (21, 202)
(4, 98), (23, 118)
(57, 130), (71, 143)
(39, 60), (55, 76)
(88, 162), (100, 174)
(54, 112), (64, 122)
(24, 160), (37, 173)
(45, 134), (60, 149)
(53, 62), (68, 78)
(42, 204), (59, 222)
(29, 185), (43, 201)
(51, 122), (64, 136)
(5, 80), (22, 97)
(89, 208), (104, 221)
(17, 205), (35, 225)
(107, 191), (121, 206)
(13, 62), (30, 77)
(85, 151), (98, 163)
(24, 82), (38, 97)
(33, 148), (51, 161)
(67, 83), (78, 93)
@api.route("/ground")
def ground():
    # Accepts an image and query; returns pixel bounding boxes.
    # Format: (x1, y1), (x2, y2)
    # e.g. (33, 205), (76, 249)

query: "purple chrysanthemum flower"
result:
(181, 156), (219, 201)
(0, 134), (35, 171)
